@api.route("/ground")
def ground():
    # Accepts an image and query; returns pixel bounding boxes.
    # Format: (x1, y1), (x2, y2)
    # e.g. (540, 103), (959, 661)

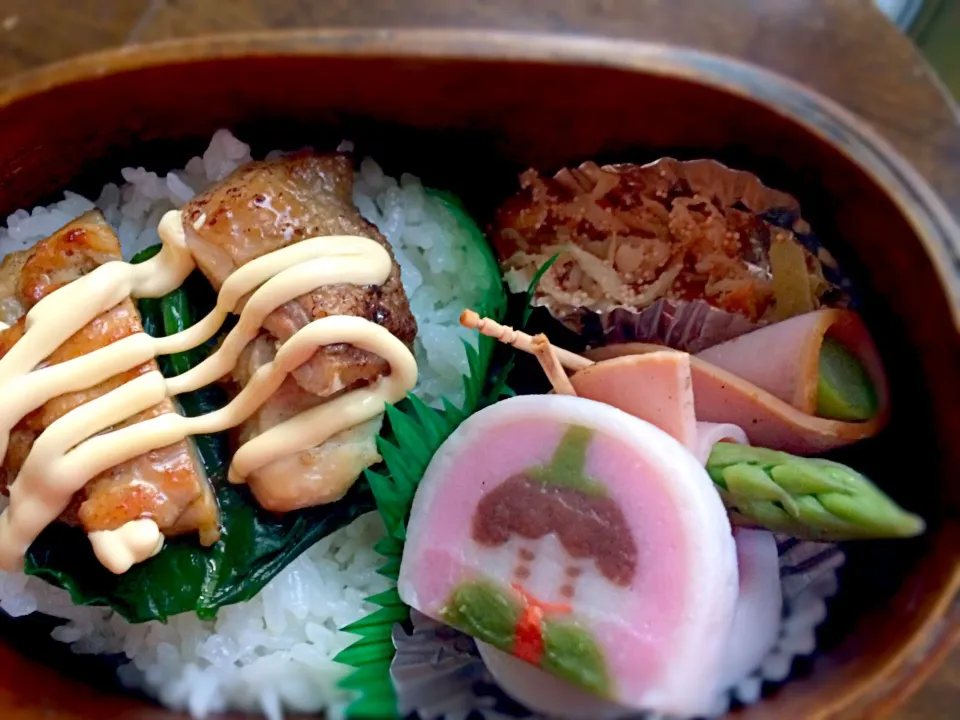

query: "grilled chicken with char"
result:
(0, 211), (220, 544)
(182, 152), (417, 512)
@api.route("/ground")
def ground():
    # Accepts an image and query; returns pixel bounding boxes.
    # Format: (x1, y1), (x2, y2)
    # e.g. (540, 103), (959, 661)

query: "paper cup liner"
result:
(390, 537), (845, 720)
(575, 299), (763, 354)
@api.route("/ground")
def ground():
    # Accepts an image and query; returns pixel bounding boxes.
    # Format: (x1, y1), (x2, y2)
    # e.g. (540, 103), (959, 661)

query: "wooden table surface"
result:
(0, 0), (957, 717)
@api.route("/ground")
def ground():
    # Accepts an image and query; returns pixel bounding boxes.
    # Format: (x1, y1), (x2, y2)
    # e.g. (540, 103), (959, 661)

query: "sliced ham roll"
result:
(569, 350), (747, 463)
(585, 310), (889, 454)
(696, 309), (887, 418)
(398, 395), (738, 717)
(568, 350), (699, 451)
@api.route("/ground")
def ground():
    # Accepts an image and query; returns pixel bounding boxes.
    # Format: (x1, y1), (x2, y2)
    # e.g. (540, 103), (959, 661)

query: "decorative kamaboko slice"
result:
(476, 640), (627, 720)
(398, 395), (739, 717)
(477, 532), (783, 720)
(717, 528), (782, 694)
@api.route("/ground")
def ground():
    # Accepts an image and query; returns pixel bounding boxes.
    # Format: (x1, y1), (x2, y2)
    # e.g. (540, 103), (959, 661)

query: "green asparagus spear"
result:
(817, 338), (877, 421)
(705, 442), (925, 541)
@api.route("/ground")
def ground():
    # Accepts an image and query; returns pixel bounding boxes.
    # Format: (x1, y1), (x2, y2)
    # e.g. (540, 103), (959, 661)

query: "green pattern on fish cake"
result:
(440, 580), (523, 651)
(542, 619), (611, 697)
(441, 580), (611, 698)
(526, 425), (605, 496)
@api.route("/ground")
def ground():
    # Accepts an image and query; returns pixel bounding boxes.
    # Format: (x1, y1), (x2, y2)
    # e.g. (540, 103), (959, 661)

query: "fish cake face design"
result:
(399, 395), (738, 716)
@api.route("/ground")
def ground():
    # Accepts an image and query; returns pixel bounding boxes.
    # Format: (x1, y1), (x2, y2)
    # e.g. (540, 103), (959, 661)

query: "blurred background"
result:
(877, 0), (960, 98)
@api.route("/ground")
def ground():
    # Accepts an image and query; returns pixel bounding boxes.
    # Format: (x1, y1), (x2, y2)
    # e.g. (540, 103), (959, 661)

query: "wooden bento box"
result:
(0, 29), (956, 720)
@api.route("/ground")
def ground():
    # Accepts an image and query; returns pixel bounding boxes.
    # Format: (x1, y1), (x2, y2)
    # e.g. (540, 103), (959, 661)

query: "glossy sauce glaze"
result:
(0, 210), (417, 574)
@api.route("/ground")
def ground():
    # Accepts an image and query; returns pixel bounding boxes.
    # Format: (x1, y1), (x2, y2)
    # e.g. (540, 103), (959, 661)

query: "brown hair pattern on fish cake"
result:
(472, 425), (638, 590)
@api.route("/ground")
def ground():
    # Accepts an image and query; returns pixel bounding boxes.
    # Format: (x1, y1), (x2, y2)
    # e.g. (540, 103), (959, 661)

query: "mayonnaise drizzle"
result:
(89, 519), (165, 574)
(0, 210), (418, 573)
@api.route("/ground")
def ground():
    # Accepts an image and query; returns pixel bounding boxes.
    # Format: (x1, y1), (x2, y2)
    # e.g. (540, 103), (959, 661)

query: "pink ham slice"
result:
(696, 309), (887, 415)
(585, 310), (889, 454)
(398, 395), (738, 717)
(569, 351), (698, 450)
(569, 351), (747, 463)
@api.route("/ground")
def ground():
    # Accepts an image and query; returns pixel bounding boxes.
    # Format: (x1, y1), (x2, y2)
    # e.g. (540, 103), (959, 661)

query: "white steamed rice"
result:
(0, 129), (489, 719)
